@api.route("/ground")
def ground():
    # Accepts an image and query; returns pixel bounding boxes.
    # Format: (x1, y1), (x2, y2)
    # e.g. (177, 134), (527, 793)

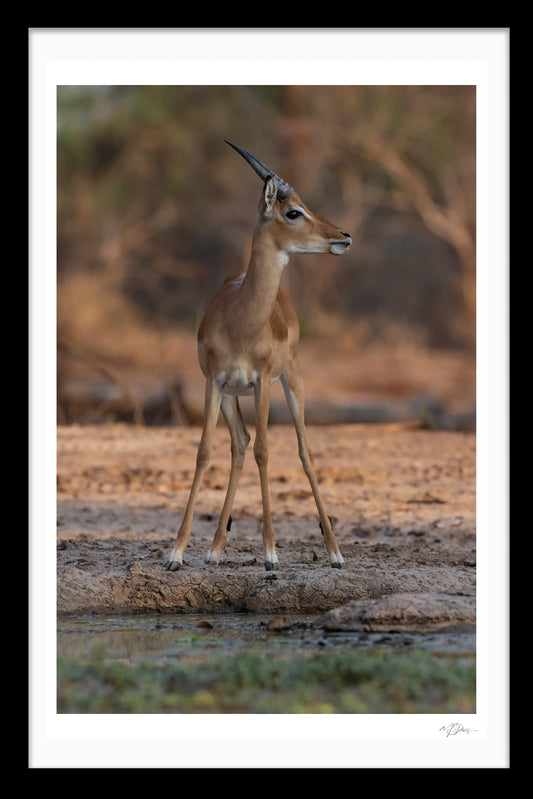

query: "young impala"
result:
(165, 140), (352, 572)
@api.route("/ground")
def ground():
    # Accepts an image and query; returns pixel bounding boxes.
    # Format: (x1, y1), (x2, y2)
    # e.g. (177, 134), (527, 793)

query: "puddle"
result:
(57, 613), (476, 664)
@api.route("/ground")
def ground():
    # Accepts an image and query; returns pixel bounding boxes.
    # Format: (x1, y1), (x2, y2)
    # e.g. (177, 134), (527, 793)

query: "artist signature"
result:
(439, 722), (478, 737)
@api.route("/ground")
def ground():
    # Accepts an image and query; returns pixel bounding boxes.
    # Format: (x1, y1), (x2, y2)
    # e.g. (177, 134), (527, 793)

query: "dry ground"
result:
(57, 422), (475, 629)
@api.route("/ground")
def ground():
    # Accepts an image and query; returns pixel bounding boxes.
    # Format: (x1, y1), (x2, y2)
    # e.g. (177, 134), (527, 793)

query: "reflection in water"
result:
(57, 613), (476, 664)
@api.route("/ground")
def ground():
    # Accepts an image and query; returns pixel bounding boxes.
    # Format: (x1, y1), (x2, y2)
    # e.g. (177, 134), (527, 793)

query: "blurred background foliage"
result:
(57, 85), (476, 425)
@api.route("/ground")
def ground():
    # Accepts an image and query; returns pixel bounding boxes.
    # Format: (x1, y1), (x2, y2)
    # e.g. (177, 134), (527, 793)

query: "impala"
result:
(165, 140), (352, 572)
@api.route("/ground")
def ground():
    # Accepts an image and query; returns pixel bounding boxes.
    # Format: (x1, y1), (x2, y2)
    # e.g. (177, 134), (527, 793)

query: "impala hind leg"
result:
(254, 377), (279, 570)
(281, 361), (345, 568)
(165, 380), (221, 571)
(205, 395), (250, 565)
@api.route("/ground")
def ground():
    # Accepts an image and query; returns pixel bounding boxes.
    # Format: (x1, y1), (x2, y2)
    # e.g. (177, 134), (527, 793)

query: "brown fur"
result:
(165, 176), (351, 572)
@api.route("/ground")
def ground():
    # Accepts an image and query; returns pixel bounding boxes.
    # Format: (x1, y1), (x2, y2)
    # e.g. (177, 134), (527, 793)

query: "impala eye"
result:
(286, 209), (303, 220)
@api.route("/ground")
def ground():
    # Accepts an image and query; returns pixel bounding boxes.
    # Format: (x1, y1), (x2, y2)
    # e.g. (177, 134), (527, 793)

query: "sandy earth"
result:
(56, 422), (476, 630)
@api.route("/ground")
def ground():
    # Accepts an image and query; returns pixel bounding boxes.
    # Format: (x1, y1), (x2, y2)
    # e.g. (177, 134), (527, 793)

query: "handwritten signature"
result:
(439, 722), (478, 737)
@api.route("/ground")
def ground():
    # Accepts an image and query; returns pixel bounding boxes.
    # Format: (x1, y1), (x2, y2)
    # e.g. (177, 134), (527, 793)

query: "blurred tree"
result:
(57, 85), (475, 367)
(275, 86), (475, 346)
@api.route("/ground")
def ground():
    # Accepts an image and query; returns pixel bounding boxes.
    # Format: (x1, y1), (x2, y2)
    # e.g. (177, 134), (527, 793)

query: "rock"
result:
(267, 617), (292, 631)
(322, 592), (476, 633)
(56, 544), (476, 616)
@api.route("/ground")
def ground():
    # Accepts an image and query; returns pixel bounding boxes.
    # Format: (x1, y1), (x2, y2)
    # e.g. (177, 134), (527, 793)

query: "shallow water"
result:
(57, 612), (476, 664)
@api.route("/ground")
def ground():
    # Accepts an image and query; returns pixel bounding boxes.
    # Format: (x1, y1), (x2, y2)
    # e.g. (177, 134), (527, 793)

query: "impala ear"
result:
(259, 177), (278, 220)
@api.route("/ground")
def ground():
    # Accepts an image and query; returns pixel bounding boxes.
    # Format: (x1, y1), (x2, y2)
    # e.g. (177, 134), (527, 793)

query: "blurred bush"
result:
(57, 85), (475, 422)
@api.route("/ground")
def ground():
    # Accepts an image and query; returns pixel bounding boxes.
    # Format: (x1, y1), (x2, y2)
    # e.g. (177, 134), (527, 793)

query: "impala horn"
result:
(225, 140), (293, 200)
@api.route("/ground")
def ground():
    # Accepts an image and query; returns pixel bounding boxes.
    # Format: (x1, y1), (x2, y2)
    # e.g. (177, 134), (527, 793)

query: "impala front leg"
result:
(254, 376), (279, 571)
(165, 379), (222, 571)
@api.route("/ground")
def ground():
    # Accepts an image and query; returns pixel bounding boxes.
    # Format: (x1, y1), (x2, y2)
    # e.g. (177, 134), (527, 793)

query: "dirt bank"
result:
(57, 423), (475, 628)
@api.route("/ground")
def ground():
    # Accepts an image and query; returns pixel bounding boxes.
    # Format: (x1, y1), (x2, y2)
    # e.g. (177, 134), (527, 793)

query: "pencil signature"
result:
(439, 722), (478, 737)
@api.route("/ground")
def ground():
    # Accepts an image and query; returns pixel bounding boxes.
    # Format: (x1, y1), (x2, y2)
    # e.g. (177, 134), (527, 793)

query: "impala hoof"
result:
(264, 560), (280, 571)
(204, 551), (218, 566)
(165, 546), (184, 571)
(330, 552), (345, 569)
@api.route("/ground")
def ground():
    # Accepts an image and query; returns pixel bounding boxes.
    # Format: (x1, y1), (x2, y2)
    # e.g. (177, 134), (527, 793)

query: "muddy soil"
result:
(57, 423), (475, 630)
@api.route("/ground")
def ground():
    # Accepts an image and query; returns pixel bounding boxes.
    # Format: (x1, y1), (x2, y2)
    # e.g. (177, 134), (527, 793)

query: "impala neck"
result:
(237, 226), (287, 334)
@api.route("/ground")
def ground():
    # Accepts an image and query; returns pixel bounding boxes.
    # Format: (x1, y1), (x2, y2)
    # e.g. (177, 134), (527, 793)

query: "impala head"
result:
(225, 140), (352, 258)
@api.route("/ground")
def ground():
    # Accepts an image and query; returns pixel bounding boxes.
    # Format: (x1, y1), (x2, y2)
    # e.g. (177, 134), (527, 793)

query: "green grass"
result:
(57, 647), (475, 714)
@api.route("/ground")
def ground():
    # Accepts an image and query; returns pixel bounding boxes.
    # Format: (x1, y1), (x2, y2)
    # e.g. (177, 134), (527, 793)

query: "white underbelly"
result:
(217, 368), (279, 396)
